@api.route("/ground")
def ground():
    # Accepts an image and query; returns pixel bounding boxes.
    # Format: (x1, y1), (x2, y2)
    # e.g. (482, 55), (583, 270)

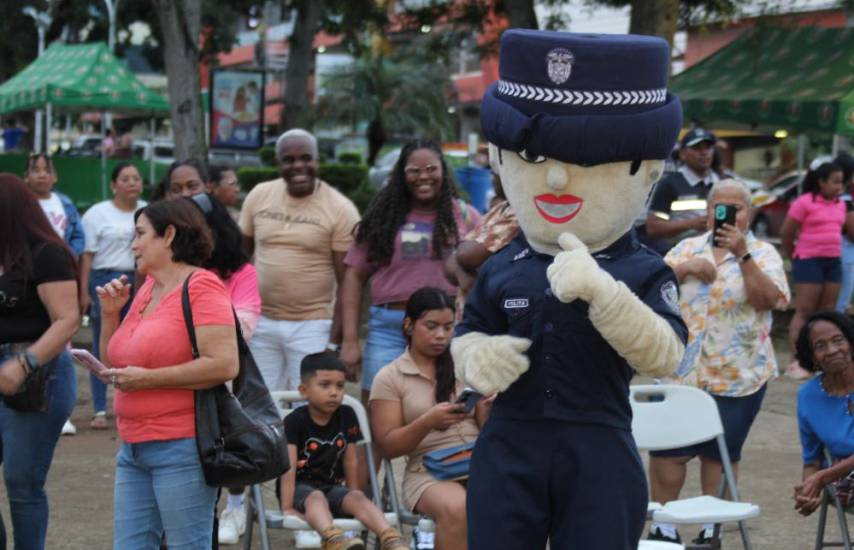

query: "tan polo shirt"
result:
(239, 178), (360, 320)
(370, 350), (480, 470)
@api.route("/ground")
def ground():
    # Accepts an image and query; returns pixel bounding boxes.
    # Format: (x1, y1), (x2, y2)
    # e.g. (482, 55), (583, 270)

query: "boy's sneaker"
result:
(647, 525), (681, 544)
(320, 526), (364, 550)
(413, 529), (434, 549)
(61, 420), (77, 436)
(217, 507), (246, 545)
(377, 527), (408, 550)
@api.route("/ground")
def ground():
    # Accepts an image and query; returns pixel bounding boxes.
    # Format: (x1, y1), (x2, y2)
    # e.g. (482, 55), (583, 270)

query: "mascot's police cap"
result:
(481, 29), (683, 166)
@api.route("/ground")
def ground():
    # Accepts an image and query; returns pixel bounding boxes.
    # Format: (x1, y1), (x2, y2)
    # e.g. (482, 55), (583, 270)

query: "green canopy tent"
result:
(0, 42), (170, 199)
(670, 26), (854, 139)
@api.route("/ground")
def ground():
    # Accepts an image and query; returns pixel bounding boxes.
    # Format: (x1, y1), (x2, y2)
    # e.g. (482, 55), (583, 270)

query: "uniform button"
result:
(544, 322), (554, 332)
(545, 354), (552, 361)
(545, 389), (555, 399)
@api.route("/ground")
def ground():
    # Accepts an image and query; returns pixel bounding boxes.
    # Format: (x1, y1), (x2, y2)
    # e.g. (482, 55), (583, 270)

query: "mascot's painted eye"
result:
(517, 149), (547, 164)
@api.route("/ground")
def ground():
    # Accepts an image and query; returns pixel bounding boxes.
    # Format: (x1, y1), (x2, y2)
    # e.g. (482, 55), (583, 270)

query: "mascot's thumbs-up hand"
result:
(545, 233), (684, 378)
(451, 332), (532, 396)
(547, 232), (619, 306)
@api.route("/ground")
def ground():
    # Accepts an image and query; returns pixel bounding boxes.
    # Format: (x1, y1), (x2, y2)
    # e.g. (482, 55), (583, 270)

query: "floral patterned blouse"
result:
(663, 231), (790, 397)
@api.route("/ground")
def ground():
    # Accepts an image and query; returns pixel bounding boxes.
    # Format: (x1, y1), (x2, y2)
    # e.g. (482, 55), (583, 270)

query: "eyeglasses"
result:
(404, 164), (440, 178)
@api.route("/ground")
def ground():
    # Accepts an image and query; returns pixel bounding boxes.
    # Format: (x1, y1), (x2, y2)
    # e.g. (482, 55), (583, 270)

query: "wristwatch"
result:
(738, 252), (753, 265)
(326, 343), (341, 354)
(19, 352), (40, 375)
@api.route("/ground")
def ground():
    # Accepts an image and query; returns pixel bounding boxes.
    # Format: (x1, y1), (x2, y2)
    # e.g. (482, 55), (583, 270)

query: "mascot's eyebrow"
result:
(629, 159), (641, 176)
(498, 148), (503, 165)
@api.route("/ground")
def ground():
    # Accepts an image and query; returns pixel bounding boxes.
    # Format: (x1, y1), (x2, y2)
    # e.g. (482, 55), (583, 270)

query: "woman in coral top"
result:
(97, 199), (238, 549)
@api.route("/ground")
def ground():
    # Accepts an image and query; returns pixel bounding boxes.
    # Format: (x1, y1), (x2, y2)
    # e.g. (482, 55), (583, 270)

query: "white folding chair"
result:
(243, 391), (397, 550)
(815, 450), (852, 550)
(381, 457), (436, 550)
(639, 541), (685, 550)
(630, 385), (760, 550)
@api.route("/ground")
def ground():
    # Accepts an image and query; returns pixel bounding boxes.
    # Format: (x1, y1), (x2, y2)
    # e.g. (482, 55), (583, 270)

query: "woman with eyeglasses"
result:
(340, 139), (480, 404)
(207, 166), (242, 223)
(79, 163), (147, 430)
(792, 310), (854, 517)
(0, 174), (80, 550)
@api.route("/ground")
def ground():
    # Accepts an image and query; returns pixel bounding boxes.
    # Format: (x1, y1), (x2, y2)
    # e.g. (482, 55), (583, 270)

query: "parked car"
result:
(751, 170), (804, 241)
(66, 134), (103, 157)
(368, 148), (401, 188)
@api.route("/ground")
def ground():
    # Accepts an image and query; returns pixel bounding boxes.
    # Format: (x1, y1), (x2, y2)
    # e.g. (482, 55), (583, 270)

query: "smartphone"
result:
(70, 348), (108, 376)
(713, 203), (737, 244)
(455, 388), (483, 413)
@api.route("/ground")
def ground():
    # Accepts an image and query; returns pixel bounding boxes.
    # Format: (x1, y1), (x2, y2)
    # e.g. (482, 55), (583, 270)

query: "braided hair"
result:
(355, 139), (460, 266)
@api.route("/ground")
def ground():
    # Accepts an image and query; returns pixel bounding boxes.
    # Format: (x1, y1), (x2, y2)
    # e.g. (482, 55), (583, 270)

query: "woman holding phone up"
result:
(645, 179), (790, 546)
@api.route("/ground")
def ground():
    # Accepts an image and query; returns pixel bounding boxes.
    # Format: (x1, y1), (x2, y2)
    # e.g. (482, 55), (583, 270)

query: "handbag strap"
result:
(180, 272), (200, 360)
(181, 271), (248, 360)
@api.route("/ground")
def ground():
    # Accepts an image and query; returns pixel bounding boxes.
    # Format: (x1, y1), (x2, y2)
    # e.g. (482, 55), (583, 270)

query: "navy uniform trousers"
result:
(466, 417), (648, 549)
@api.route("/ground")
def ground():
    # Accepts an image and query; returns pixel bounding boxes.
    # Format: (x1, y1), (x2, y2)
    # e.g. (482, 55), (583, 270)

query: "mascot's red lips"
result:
(534, 194), (583, 223)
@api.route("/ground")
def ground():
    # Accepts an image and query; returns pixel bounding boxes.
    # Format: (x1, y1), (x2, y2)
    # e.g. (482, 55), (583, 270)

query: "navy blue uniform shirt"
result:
(456, 230), (688, 431)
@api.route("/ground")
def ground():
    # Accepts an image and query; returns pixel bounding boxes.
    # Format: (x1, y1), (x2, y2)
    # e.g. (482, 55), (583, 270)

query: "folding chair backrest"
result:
(630, 385), (724, 451)
(269, 391), (372, 445)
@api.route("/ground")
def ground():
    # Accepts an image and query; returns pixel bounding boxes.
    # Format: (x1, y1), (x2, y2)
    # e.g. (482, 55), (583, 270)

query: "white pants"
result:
(248, 316), (332, 391)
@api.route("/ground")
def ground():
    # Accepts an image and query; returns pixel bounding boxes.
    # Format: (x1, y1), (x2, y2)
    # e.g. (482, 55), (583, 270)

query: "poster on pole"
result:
(209, 69), (265, 150)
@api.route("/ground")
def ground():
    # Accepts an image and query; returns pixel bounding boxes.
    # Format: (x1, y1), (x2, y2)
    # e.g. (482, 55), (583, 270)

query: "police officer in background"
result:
(644, 128), (719, 254)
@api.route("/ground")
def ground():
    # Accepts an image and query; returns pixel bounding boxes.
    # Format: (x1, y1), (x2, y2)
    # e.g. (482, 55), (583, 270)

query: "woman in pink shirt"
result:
(781, 159), (854, 377)
(340, 139), (480, 404)
(97, 199), (238, 549)
(188, 192), (261, 545)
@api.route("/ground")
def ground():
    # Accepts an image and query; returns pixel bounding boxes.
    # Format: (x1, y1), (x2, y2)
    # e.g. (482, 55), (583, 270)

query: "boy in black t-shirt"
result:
(279, 352), (407, 550)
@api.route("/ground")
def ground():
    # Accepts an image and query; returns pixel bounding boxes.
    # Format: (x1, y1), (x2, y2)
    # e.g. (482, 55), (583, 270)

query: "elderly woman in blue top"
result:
(793, 310), (854, 516)
(452, 30), (688, 550)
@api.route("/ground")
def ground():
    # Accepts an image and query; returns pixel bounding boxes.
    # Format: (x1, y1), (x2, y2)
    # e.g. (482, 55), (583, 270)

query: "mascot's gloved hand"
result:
(547, 233), (619, 304)
(451, 332), (531, 395)
(546, 232), (684, 378)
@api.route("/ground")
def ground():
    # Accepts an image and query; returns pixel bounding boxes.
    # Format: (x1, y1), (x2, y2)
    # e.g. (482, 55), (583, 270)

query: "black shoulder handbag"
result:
(181, 274), (290, 488)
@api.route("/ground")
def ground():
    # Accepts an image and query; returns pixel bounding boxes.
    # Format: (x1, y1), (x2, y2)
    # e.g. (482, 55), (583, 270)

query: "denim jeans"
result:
(113, 437), (217, 550)
(0, 350), (77, 550)
(361, 306), (407, 390)
(88, 269), (135, 413)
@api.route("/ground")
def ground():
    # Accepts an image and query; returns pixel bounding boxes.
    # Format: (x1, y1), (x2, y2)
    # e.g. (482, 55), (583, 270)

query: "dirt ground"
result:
(0, 318), (847, 549)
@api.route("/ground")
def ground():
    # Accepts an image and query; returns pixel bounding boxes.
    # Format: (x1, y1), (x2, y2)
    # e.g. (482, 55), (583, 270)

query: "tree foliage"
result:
(314, 46), (455, 164)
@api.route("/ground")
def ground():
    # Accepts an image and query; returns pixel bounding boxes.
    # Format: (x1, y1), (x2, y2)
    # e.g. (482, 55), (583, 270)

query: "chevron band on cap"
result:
(497, 79), (667, 106)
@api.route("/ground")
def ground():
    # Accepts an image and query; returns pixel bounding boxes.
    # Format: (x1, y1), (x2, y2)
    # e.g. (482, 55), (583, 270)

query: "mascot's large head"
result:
(481, 30), (682, 254)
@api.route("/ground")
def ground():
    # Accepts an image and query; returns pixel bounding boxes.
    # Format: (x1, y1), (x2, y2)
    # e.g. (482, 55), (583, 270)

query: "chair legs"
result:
(814, 488), (852, 550)
(244, 484), (271, 550)
(736, 519), (753, 550)
(834, 496), (853, 550)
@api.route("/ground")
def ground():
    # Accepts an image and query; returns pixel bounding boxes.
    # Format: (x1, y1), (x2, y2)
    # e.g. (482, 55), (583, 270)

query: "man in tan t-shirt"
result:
(240, 129), (360, 392)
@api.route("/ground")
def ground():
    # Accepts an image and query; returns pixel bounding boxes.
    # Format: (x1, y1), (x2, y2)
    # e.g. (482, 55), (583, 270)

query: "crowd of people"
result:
(0, 123), (853, 550)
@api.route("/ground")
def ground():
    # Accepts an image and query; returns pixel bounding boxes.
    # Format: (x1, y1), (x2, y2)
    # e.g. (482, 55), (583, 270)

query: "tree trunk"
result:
(503, 0), (538, 29)
(282, 0), (323, 131)
(367, 118), (386, 166)
(629, 0), (679, 47)
(153, 0), (206, 163)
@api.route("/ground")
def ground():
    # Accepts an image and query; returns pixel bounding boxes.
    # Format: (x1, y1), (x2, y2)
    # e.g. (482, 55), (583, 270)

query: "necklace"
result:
(818, 374), (854, 416)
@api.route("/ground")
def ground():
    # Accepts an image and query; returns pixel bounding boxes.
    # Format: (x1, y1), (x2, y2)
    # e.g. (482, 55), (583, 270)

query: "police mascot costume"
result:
(452, 30), (689, 549)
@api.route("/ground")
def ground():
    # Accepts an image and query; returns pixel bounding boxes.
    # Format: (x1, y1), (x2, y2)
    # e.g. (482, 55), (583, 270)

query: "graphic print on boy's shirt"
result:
(284, 405), (363, 484)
